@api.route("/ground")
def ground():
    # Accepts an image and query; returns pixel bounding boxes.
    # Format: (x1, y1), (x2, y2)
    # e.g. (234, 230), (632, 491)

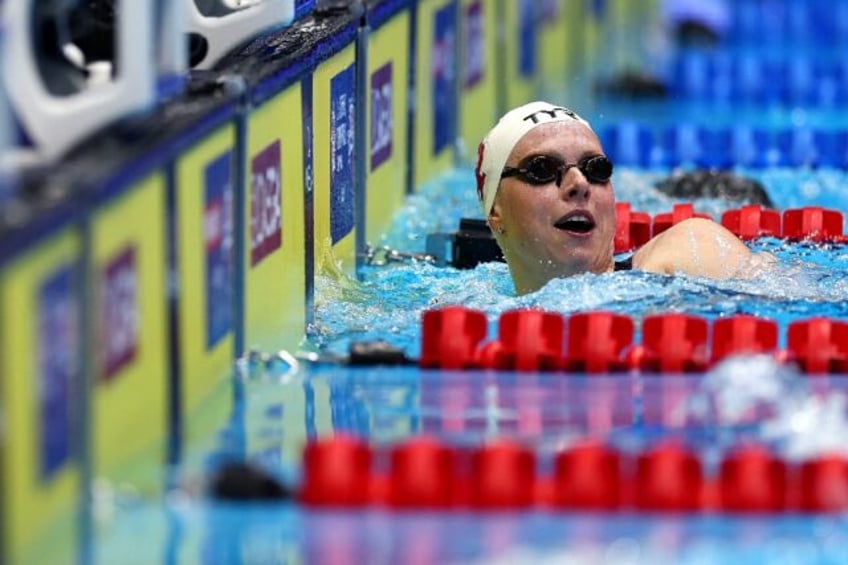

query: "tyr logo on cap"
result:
(522, 106), (581, 125)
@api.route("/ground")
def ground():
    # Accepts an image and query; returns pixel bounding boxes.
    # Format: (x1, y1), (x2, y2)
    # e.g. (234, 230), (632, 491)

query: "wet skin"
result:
(487, 120), (617, 294)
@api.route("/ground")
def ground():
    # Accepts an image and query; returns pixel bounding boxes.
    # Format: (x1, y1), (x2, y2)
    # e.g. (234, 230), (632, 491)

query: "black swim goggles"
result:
(500, 154), (613, 187)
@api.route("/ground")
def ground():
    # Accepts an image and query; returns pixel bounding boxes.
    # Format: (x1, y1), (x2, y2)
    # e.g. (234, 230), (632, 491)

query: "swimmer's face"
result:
(489, 120), (616, 292)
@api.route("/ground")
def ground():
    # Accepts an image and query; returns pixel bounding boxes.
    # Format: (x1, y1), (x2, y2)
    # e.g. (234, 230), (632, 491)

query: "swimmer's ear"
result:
(487, 203), (504, 235)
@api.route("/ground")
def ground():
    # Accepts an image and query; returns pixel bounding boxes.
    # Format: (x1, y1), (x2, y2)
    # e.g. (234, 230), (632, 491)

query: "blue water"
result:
(186, 509), (848, 564)
(96, 46), (848, 565)
(90, 164), (848, 563)
(228, 164), (847, 563)
(310, 165), (848, 359)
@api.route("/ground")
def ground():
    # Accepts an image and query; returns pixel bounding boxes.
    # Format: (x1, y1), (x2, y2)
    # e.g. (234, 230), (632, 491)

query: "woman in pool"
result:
(476, 101), (773, 295)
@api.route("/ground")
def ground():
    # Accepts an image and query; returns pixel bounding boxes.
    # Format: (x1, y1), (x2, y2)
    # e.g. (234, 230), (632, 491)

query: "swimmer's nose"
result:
(559, 167), (590, 200)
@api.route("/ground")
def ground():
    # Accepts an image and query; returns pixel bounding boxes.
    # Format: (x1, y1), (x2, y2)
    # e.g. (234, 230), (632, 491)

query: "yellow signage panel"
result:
(1, 229), (81, 564)
(313, 45), (358, 277)
(458, 0), (499, 166)
(90, 172), (168, 496)
(562, 0), (588, 101)
(580, 0), (604, 74)
(413, 0), (459, 188)
(538, 0), (569, 101)
(245, 85), (307, 353)
(365, 9), (411, 245)
(502, 0), (542, 111)
(174, 124), (237, 455)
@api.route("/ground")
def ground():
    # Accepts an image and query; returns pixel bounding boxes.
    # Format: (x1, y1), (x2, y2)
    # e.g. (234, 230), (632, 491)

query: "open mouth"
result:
(554, 211), (596, 234)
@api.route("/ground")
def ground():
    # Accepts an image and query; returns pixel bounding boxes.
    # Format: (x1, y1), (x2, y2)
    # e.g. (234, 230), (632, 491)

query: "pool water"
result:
(311, 165), (848, 360)
(66, 2), (848, 561)
(87, 165), (848, 563)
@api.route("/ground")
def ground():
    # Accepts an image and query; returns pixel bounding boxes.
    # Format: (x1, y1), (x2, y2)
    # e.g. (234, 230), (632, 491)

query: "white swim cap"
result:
(475, 101), (592, 217)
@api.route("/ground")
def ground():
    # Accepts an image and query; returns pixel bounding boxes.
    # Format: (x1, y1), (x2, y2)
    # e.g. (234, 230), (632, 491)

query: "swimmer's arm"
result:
(633, 218), (774, 279)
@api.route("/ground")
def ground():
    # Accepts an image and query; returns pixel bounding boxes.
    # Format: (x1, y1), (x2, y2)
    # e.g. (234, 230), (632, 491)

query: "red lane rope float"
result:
(420, 306), (487, 370)
(710, 315), (779, 364)
(300, 434), (372, 507)
(798, 455), (848, 512)
(419, 308), (848, 375)
(614, 202), (651, 252)
(388, 436), (455, 509)
(786, 318), (848, 374)
(721, 204), (781, 240)
(563, 311), (634, 373)
(719, 444), (789, 513)
(299, 436), (848, 514)
(651, 203), (712, 237)
(631, 313), (709, 373)
(470, 439), (536, 510)
(478, 309), (565, 371)
(615, 201), (847, 244)
(635, 442), (704, 512)
(783, 206), (844, 242)
(553, 441), (622, 511)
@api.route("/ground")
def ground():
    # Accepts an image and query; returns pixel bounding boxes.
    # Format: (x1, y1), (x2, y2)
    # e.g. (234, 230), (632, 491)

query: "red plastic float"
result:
(635, 442), (703, 512)
(480, 309), (565, 371)
(563, 312), (634, 373)
(389, 436), (456, 509)
(652, 203), (712, 237)
(470, 440), (536, 510)
(786, 317), (848, 373)
(301, 435), (373, 507)
(721, 204), (781, 240)
(782, 206), (844, 242)
(636, 313), (709, 373)
(420, 306), (487, 370)
(553, 442), (622, 510)
(719, 445), (788, 512)
(797, 455), (848, 512)
(614, 202), (652, 252)
(711, 315), (779, 364)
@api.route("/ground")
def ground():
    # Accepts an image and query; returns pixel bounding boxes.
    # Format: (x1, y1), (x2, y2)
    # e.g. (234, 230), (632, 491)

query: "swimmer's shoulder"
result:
(630, 217), (705, 273)
(632, 217), (753, 278)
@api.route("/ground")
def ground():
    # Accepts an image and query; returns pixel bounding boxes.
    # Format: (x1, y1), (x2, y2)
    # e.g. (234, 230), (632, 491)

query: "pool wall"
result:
(0, 1), (656, 563)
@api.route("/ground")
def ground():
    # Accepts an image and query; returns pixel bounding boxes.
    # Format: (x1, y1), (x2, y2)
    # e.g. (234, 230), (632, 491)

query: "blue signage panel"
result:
(204, 151), (234, 349)
(433, 2), (458, 155)
(519, 0), (537, 77)
(463, 0), (485, 90)
(330, 64), (356, 244)
(38, 264), (79, 479)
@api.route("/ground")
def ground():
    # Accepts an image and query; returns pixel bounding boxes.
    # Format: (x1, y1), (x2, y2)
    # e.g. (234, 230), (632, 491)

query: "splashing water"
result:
(678, 354), (848, 462)
(309, 247), (848, 359)
(302, 166), (848, 462)
(310, 166), (848, 357)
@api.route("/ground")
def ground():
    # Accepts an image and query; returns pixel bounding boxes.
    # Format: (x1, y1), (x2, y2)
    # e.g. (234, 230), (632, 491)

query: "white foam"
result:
(689, 354), (848, 461)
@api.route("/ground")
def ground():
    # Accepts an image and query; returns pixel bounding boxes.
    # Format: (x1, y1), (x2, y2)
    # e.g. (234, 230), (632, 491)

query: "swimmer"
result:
(476, 101), (775, 295)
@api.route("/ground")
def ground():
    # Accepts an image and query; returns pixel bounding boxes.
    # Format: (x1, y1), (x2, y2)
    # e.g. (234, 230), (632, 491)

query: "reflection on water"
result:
(83, 350), (846, 563)
(141, 502), (848, 564)
(92, 167), (848, 563)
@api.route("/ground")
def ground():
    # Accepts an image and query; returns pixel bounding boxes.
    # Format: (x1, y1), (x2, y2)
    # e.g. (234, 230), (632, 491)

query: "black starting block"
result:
(425, 218), (504, 269)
